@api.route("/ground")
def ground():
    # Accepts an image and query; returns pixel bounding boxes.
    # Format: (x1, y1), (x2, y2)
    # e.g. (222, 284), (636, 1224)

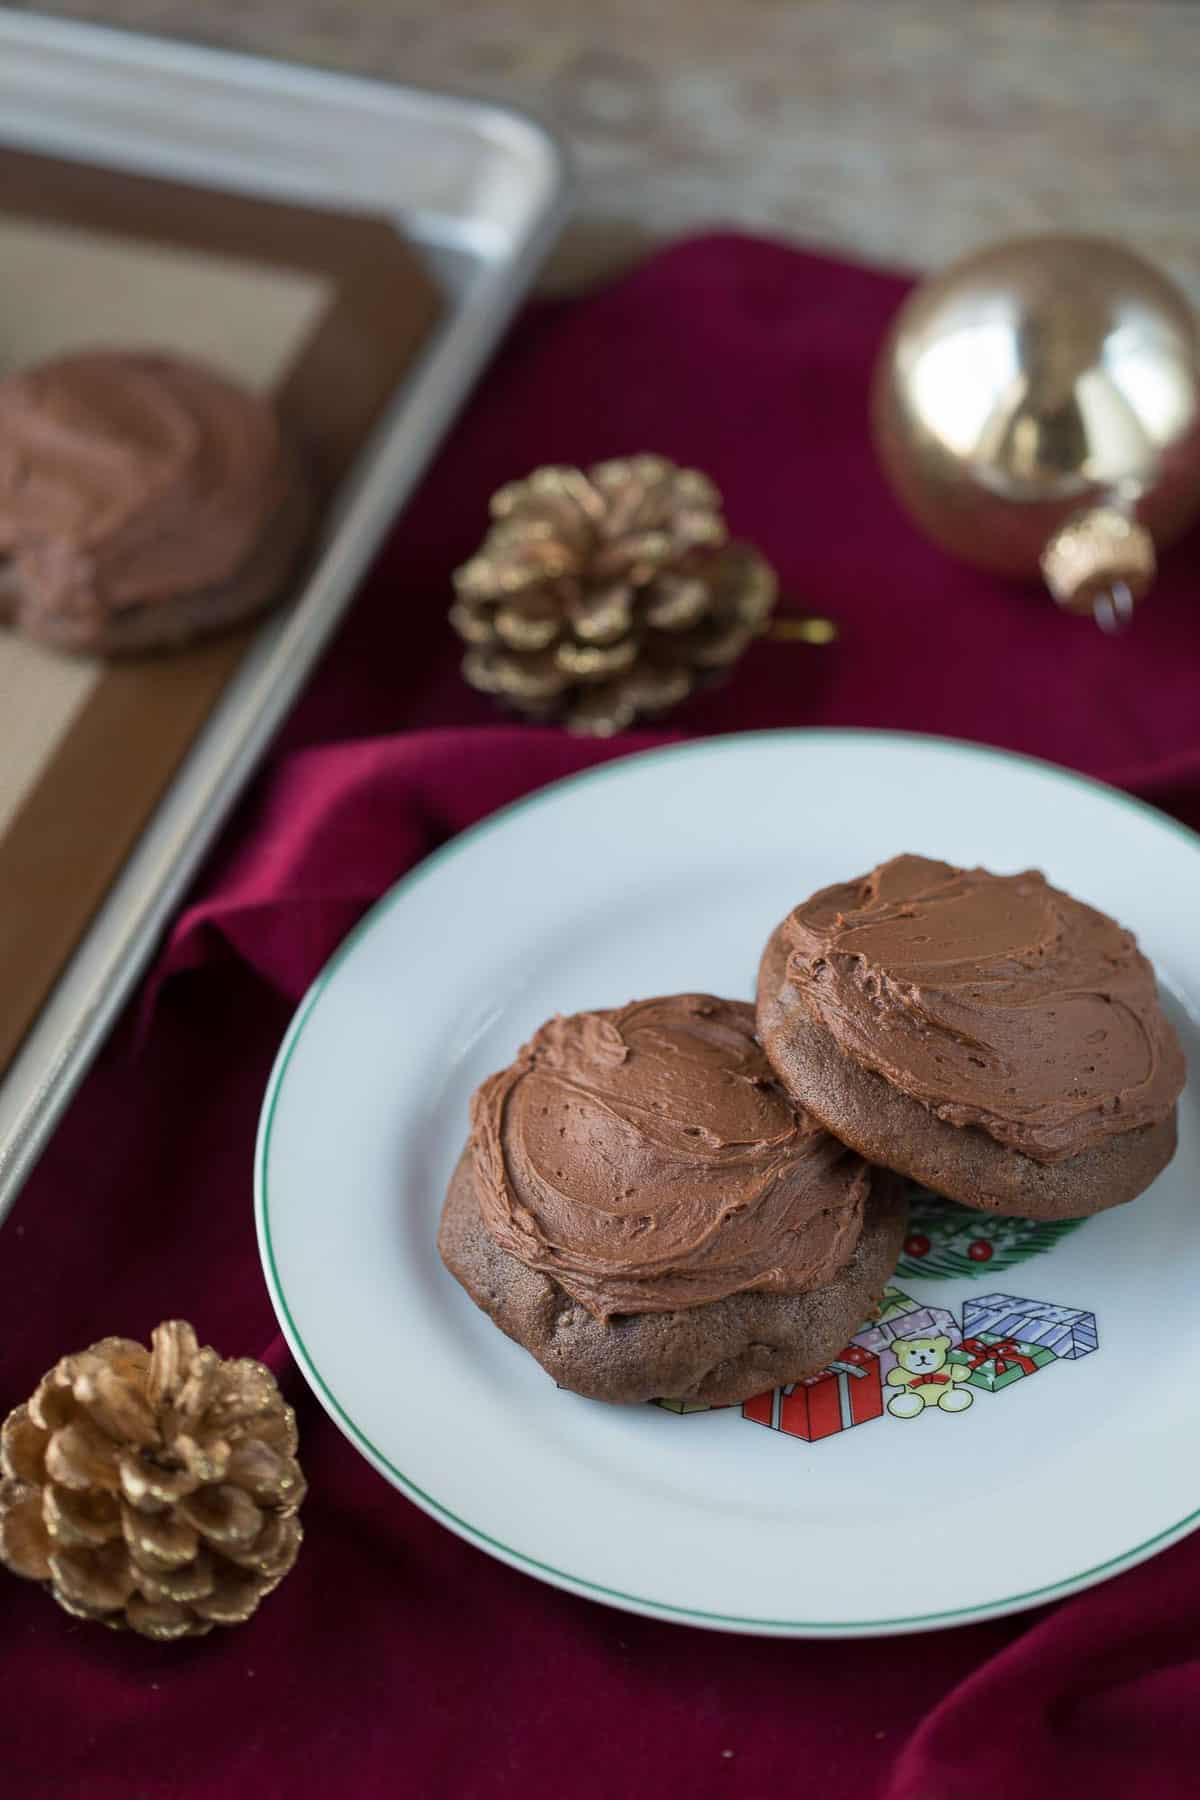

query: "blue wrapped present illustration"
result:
(961, 1293), (1098, 1359)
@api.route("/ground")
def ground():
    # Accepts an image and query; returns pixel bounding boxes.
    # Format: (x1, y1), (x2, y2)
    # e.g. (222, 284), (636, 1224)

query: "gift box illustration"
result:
(852, 1285), (962, 1376)
(947, 1331), (1056, 1393)
(742, 1344), (883, 1441)
(961, 1293), (1099, 1359)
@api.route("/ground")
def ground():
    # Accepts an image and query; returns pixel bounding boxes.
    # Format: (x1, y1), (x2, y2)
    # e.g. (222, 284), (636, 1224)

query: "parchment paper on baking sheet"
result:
(0, 145), (439, 1088)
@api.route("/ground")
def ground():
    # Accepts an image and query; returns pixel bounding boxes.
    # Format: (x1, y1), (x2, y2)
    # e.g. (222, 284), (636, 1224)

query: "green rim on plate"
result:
(255, 728), (1200, 1633)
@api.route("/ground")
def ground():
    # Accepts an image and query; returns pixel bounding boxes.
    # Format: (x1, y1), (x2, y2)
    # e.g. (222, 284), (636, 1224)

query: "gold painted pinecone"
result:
(452, 455), (777, 735)
(0, 1321), (305, 1641)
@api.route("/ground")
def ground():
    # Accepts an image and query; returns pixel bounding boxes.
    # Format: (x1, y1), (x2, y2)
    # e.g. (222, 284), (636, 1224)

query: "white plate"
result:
(255, 730), (1200, 1636)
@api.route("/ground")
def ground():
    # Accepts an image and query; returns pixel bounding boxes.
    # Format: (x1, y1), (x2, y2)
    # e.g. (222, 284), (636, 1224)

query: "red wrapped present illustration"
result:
(742, 1344), (883, 1442)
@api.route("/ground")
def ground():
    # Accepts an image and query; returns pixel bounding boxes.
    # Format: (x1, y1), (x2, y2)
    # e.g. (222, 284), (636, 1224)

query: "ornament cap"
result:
(1039, 506), (1156, 626)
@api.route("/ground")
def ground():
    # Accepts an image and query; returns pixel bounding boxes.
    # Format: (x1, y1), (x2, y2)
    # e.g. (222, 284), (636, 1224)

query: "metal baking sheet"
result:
(0, 9), (570, 1221)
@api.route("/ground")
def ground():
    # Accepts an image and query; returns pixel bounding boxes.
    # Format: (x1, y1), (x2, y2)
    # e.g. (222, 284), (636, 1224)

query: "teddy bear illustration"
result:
(885, 1334), (974, 1418)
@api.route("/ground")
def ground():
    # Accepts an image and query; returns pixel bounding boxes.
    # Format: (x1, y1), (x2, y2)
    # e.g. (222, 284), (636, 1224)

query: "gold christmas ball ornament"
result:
(452, 455), (779, 735)
(872, 235), (1200, 629)
(0, 1321), (305, 1641)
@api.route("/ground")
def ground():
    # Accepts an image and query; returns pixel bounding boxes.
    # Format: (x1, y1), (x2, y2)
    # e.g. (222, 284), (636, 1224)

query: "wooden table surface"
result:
(13, 0), (1199, 297)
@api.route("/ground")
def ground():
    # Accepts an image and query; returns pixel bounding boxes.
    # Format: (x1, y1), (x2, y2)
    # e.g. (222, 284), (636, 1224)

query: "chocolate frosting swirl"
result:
(783, 854), (1185, 1162)
(0, 349), (292, 634)
(470, 995), (868, 1321)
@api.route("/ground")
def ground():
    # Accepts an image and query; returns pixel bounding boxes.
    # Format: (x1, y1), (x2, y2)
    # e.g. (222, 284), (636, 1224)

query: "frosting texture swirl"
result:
(471, 995), (868, 1320)
(782, 854), (1185, 1162)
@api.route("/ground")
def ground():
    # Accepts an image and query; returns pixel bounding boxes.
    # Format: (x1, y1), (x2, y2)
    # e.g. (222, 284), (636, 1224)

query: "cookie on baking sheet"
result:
(436, 994), (907, 1406)
(757, 854), (1185, 1217)
(0, 349), (309, 655)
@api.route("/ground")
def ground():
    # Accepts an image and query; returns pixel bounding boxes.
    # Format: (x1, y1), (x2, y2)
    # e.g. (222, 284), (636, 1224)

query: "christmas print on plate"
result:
(896, 1186), (1086, 1281)
(947, 1332), (1056, 1393)
(961, 1293), (1099, 1359)
(852, 1285), (962, 1377)
(742, 1344), (882, 1441)
(738, 1280), (1099, 1441)
(655, 1274), (1101, 1440)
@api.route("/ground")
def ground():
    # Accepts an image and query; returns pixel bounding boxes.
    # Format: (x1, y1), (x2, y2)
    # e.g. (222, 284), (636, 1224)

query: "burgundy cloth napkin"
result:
(2, 234), (1199, 1800)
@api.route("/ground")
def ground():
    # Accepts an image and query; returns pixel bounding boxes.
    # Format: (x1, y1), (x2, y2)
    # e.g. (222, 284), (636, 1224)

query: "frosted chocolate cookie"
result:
(0, 349), (308, 654)
(757, 855), (1185, 1216)
(437, 994), (906, 1405)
